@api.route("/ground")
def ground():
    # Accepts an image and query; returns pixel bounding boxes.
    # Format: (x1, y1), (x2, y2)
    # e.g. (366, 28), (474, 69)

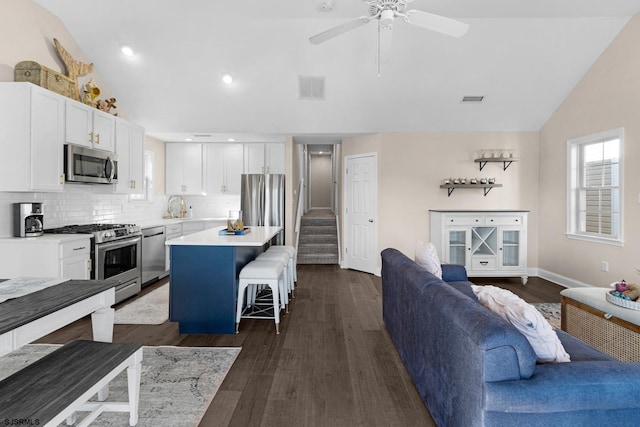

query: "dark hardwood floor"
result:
(39, 265), (564, 426)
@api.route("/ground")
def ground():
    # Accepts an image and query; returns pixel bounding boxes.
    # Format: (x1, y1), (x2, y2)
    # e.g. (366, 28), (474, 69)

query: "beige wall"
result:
(343, 132), (540, 272)
(309, 154), (332, 208)
(538, 14), (640, 287)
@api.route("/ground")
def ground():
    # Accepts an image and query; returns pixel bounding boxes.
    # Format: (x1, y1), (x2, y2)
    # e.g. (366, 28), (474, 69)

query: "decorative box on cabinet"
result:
(429, 210), (529, 284)
(0, 82), (65, 192)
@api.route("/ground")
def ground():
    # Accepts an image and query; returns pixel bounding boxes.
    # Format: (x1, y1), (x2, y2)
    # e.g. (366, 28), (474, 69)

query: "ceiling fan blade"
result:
(309, 16), (372, 45)
(404, 10), (469, 37)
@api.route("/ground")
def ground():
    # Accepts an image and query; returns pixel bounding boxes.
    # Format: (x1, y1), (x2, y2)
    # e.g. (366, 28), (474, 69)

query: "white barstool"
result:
(256, 251), (291, 311)
(236, 260), (285, 334)
(266, 245), (297, 283)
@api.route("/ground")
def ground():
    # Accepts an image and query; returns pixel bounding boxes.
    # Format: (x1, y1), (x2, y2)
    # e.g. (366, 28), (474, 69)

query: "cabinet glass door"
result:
(501, 229), (520, 267)
(448, 230), (467, 265)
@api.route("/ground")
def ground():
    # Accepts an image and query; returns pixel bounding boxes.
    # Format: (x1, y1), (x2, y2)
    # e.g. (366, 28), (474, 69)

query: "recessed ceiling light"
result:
(228, 138), (236, 142)
(185, 138), (193, 142)
(121, 45), (135, 57)
(222, 74), (233, 85)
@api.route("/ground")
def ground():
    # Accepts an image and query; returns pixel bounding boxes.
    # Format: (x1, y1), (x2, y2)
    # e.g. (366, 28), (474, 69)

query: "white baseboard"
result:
(536, 268), (594, 289)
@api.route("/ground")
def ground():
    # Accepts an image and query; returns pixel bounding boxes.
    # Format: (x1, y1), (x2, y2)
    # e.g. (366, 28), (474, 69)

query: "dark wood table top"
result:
(0, 279), (118, 335)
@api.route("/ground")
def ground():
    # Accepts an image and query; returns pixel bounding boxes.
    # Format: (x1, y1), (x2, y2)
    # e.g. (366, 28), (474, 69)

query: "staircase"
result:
(297, 209), (339, 265)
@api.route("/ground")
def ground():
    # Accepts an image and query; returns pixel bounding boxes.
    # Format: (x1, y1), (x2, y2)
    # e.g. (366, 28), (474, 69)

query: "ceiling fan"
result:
(309, 0), (469, 71)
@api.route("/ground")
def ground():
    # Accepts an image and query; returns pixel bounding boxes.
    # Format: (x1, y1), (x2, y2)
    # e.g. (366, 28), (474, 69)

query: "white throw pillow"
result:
(471, 285), (570, 363)
(415, 241), (442, 279)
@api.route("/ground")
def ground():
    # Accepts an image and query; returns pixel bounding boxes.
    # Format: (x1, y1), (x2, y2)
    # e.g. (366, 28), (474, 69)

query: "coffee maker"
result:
(14, 203), (44, 237)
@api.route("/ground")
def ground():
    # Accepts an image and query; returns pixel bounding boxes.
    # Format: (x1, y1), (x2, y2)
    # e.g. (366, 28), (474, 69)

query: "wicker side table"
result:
(561, 287), (640, 362)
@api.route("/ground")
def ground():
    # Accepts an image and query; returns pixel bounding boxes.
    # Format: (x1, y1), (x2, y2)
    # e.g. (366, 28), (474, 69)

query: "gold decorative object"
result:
(53, 38), (94, 101)
(83, 78), (100, 106)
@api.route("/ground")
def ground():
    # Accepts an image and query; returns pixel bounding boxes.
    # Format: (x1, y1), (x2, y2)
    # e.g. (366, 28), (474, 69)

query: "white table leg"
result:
(91, 307), (115, 343)
(127, 351), (143, 426)
(92, 306), (115, 400)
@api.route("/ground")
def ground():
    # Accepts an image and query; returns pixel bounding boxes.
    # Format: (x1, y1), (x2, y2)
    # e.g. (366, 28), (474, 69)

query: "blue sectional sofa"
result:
(381, 248), (640, 427)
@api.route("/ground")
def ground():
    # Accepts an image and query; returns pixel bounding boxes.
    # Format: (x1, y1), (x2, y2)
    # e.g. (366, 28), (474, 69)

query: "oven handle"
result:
(98, 236), (141, 251)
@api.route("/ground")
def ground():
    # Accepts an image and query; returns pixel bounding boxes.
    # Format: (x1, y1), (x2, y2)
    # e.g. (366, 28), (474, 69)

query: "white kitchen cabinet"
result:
(0, 83), (65, 192)
(0, 236), (91, 280)
(203, 143), (244, 194)
(60, 240), (92, 279)
(244, 143), (285, 174)
(114, 119), (145, 195)
(430, 210), (528, 284)
(166, 143), (204, 195)
(65, 100), (115, 152)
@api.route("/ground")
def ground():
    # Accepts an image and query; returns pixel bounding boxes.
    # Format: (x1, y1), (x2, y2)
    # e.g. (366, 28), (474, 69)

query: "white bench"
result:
(0, 340), (143, 426)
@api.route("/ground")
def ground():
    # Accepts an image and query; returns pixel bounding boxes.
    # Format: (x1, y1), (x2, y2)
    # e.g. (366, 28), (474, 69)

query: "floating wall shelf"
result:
(474, 158), (518, 171)
(440, 183), (503, 197)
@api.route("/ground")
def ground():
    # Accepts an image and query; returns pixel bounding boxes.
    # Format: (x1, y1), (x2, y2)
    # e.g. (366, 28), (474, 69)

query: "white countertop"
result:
(166, 226), (281, 247)
(0, 234), (90, 244)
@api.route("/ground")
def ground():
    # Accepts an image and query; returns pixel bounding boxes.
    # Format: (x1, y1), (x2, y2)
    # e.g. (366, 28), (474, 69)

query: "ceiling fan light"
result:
(380, 9), (395, 30)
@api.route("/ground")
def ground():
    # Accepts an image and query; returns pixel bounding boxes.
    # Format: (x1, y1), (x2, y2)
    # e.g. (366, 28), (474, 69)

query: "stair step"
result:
(301, 218), (336, 227)
(299, 234), (338, 244)
(298, 243), (338, 254)
(301, 225), (337, 234)
(297, 253), (339, 265)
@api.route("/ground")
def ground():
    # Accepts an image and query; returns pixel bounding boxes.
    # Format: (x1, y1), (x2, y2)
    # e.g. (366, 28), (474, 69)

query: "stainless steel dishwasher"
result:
(141, 226), (166, 287)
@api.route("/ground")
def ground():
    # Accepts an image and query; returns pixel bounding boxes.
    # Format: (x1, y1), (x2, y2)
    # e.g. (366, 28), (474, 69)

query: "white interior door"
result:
(344, 153), (378, 275)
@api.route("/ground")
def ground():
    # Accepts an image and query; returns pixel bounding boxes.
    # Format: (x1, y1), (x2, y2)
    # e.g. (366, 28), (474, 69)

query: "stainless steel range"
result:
(45, 223), (142, 303)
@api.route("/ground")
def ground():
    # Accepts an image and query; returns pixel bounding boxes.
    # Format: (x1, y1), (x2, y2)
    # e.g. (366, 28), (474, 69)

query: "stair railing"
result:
(294, 178), (304, 250)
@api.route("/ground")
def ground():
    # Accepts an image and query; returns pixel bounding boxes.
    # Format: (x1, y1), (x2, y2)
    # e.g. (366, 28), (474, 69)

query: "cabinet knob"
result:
(89, 132), (94, 143)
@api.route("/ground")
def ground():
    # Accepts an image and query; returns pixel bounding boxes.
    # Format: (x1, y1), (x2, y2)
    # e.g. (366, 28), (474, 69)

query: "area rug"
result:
(115, 283), (169, 324)
(0, 344), (241, 426)
(532, 302), (561, 329)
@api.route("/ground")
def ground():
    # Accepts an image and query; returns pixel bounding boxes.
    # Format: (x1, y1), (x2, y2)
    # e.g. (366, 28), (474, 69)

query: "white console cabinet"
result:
(430, 210), (529, 284)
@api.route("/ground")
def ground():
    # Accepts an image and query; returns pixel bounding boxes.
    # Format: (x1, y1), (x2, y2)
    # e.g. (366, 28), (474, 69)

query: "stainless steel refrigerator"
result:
(240, 174), (285, 244)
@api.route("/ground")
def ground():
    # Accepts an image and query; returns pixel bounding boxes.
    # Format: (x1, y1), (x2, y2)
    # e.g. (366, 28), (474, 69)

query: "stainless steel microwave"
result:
(64, 144), (118, 184)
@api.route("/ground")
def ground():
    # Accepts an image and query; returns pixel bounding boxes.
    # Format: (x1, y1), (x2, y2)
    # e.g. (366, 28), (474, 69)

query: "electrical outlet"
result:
(601, 261), (609, 272)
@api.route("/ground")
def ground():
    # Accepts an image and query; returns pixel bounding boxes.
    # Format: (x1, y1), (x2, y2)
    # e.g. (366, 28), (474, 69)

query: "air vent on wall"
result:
(462, 96), (484, 103)
(299, 76), (325, 100)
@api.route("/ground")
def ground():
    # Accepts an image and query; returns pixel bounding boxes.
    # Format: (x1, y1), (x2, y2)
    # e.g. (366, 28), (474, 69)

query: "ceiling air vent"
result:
(462, 96), (484, 103)
(193, 134), (212, 138)
(299, 76), (325, 100)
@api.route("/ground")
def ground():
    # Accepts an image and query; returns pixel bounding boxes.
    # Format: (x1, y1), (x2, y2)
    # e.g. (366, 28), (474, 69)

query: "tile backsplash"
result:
(0, 186), (242, 237)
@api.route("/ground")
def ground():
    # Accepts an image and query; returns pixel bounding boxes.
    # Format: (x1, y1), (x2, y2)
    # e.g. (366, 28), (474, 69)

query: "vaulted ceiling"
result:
(35, 0), (640, 144)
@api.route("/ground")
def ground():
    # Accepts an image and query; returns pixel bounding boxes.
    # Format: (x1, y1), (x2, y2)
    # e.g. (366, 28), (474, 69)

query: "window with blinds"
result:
(567, 129), (623, 245)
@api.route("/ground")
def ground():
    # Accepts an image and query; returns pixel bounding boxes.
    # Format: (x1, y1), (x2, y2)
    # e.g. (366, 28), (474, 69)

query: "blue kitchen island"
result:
(166, 226), (281, 334)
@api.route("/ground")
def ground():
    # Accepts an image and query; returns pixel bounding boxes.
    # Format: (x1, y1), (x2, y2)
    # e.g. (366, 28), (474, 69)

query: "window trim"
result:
(566, 128), (624, 246)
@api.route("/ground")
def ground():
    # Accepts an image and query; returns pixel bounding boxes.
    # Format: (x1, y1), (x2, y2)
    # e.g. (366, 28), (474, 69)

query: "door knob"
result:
(368, 219), (374, 223)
